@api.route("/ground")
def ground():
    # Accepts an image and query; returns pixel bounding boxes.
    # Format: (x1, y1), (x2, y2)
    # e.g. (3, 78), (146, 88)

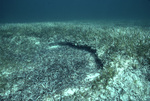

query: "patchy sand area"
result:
(0, 20), (150, 101)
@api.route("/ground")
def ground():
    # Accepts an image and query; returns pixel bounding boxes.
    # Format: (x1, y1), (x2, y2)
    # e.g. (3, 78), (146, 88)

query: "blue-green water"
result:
(0, 0), (150, 23)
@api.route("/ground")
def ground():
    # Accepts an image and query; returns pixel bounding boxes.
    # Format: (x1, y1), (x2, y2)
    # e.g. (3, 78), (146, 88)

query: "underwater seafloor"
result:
(0, 20), (150, 101)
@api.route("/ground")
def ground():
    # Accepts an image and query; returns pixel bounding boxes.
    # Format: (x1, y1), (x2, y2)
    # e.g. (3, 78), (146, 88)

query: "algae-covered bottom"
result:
(0, 20), (150, 101)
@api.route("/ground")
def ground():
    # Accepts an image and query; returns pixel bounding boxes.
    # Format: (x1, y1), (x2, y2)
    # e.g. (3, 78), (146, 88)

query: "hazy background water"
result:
(0, 0), (150, 23)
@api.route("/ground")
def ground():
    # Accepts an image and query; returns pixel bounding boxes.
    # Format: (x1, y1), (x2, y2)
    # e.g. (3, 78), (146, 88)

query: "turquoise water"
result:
(0, 0), (150, 23)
